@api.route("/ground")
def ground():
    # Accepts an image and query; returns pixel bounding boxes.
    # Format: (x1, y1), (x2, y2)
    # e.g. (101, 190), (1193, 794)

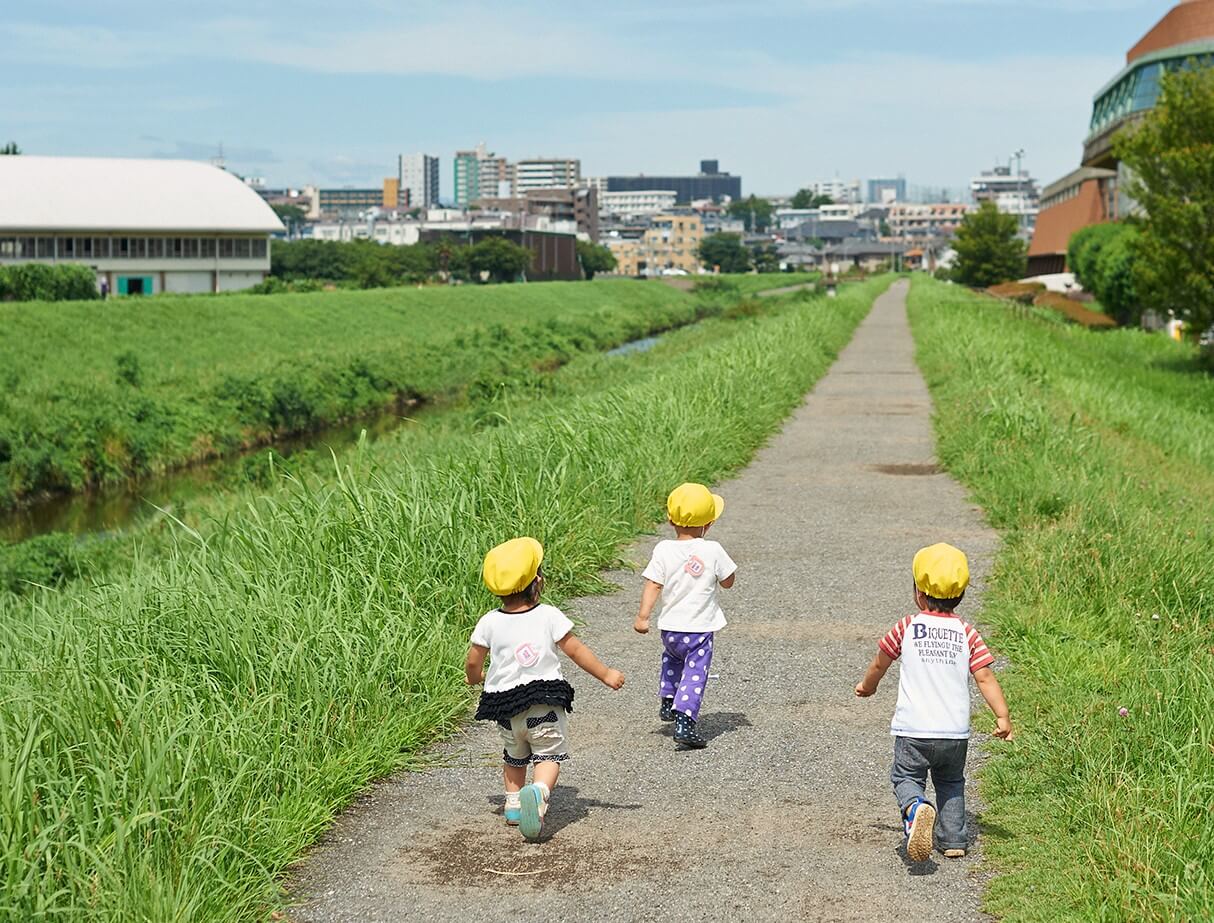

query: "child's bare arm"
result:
(973, 667), (1013, 739)
(719, 572), (736, 589)
(855, 650), (894, 697)
(465, 644), (489, 685)
(633, 578), (662, 634)
(557, 632), (625, 689)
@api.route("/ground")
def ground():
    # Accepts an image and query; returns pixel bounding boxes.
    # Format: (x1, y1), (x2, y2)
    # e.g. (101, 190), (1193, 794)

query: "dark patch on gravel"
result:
(873, 463), (943, 476)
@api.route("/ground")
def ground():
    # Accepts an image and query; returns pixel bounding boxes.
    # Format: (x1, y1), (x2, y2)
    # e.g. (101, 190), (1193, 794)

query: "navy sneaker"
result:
(673, 713), (707, 749)
(904, 798), (937, 862)
(659, 697), (676, 722)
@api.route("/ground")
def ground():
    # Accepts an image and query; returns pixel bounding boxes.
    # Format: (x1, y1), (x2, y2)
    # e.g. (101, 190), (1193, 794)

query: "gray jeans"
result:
(891, 736), (969, 850)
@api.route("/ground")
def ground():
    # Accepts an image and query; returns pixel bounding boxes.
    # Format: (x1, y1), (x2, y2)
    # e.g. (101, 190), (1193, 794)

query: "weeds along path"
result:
(289, 280), (999, 922)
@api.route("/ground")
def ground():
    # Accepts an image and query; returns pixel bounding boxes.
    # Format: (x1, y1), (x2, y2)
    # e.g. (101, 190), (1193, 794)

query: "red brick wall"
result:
(1027, 179), (1110, 261)
(1128, 1), (1214, 63)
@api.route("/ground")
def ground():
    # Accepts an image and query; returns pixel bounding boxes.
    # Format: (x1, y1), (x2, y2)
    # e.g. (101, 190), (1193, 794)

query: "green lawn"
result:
(908, 277), (1213, 922)
(0, 281), (706, 506)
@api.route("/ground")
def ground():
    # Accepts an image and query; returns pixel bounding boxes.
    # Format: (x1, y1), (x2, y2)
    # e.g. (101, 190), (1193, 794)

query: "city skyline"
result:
(1, 1), (1179, 196)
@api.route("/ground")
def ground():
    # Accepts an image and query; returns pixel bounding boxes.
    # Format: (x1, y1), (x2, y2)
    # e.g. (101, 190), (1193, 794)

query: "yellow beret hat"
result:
(913, 543), (970, 599)
(482, 537), (544, 596)
(667, 483), (725, 528)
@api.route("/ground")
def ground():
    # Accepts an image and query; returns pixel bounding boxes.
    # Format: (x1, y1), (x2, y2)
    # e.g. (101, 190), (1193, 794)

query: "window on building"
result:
(219, 239), (235, 258)
(133, 238), (147, 259)
(0, 238), (15, 258)
(93, 238), (110, 259)
(251, 239), (267, 259)
(234, 239), (251, 259)
(200, 238), (216, 258)
(147, 238), (165, 258)
(36, 238), (55, 258)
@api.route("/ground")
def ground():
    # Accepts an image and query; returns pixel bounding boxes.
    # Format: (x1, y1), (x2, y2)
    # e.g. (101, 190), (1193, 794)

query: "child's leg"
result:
(532, 758), (560, 793)
(500, 716), (531, 823)
(672, 632), (714, 720)
(503, 762), (527, 794)
(660, 631), (689, 704)
(929, 739), (969, 850)
(890, 736), (932, 815)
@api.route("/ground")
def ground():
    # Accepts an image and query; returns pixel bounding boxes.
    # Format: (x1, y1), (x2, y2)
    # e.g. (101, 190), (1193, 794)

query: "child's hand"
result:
(633, 615), (650, 635)
(602, 668), (625, 690)
(854, 681), (876, 697)
(993, 716), (1013, 740)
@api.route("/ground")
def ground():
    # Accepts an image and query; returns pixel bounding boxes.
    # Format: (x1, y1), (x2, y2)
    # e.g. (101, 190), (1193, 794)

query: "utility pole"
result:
(1013, 148), (1026, 238)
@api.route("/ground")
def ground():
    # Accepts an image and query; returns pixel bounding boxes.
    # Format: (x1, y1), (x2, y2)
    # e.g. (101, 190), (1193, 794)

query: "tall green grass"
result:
(0, 281), (705, 508)
(908, 278), (1214, 922)
(0, 278), (892, 920)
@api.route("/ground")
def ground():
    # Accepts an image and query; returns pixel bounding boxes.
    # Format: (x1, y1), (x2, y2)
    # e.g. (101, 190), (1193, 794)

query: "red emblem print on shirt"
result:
(684, 555), (706, 578)
(514, 642), (541, 668)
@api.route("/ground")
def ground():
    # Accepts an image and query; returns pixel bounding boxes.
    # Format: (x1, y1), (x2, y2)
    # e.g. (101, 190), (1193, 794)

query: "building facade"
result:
(317, 179), (406, 217)
(607, 214), (703, 276)
(867, 177), (907, 205)
(454, 144), (511, 206)
(0, 156), (283, 294)
(606, 160), (741, 204)
(807, 178), (862, 204)
(511, 158), (581, 194)
(970, 165), (1039, 235)
(1030, 0), (1214, 275)
(398, 153), (439, 209)
(887, 203), (974, 240)
(599, 190), (678, 217)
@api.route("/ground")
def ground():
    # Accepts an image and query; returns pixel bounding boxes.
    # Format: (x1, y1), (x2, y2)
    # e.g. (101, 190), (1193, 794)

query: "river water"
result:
(1, 331), (669, 545)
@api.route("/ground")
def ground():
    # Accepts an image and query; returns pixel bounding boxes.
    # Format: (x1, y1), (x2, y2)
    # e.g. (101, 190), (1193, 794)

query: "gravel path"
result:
(287, 280), (999, 922)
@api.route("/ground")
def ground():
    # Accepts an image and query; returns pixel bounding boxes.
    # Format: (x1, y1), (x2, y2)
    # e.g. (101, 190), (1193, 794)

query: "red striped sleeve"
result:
(965, 622), (995, 672)
(879, 615), (913, 660)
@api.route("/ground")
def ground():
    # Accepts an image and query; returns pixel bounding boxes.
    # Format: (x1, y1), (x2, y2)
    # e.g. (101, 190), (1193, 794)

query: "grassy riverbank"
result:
(0, 278), (892, 921)
(0, 281), (710, 508)
(908, 278), (1213, 922)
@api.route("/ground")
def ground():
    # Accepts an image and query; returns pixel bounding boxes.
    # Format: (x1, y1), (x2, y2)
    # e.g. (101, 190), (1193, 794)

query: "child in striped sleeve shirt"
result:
(854, 543), (1012, 862)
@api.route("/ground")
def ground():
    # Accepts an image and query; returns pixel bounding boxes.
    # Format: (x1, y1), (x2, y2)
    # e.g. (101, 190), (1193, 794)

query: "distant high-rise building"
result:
(607, 159), (741, 204)
(398, 153), (439, 209)
(806, 178), (862, 204)
(454, 143), (511, 207)
(867, 177), (907, 204)
(512, 157), (581, 194)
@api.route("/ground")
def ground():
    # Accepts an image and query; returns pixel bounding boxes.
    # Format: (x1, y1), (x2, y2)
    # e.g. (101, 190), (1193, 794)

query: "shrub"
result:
(0, 263), (99, 301)
(1068, 223), (1140, 323)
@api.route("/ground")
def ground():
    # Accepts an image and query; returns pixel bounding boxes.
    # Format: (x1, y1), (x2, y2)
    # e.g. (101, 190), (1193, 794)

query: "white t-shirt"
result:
(642, 538), (737, 633)
(470, 603), (574, 693)
(879, 612), (996, 739)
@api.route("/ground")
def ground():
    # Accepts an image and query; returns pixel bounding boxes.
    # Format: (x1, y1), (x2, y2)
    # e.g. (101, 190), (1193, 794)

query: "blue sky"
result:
(0, 0), (1179, 198)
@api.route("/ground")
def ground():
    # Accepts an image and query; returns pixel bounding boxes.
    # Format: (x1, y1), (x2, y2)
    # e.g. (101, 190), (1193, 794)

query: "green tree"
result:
(1116, 67), (1214, 340)
(697, 233), (752, 273)
(576, 239), (617, 280)
(467, 236), (532, 283)
(1068, 222), (1141, 323)
(951, 201), (1026, 288)
(726, 195), (774, 232)
(791, 189), (836, 209)
(0, 142), (20, 155)
(751, 242), (781, 273)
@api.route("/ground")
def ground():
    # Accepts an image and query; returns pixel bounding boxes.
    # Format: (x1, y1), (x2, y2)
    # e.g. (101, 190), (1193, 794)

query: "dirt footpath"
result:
(288, 280), (999, 922)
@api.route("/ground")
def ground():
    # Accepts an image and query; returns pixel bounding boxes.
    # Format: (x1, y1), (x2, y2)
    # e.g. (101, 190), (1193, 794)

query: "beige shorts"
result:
(499, 704), (570, 766)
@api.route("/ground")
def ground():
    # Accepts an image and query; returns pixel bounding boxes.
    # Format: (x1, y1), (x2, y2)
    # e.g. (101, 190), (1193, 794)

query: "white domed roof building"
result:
(0, 156), (285, 295)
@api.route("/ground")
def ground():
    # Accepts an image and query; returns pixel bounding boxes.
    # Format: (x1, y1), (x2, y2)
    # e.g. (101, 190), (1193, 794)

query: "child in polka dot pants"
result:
(634, 483), (737, 749)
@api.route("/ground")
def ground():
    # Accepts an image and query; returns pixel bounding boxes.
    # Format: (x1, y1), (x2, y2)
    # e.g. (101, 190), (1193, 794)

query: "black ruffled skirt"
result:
(475, 678), (575, 722)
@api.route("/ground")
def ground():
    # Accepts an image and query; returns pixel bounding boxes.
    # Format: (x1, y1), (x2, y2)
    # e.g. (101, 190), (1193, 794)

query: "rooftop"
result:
(0, 156), (285, 233)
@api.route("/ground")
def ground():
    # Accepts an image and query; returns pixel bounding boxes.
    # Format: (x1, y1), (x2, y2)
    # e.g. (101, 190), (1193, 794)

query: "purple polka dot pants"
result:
(659, 630), (714, 720)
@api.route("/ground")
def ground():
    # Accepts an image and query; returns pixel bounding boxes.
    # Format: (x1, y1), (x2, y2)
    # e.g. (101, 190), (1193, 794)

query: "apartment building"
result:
(600, 190), (678, 217)
(512, 157), (581, 194)
(454, 143), (511, 206)
(887, 203), (974, 240)
(607, 213), (703, 276)
(399, 153), (440, 209)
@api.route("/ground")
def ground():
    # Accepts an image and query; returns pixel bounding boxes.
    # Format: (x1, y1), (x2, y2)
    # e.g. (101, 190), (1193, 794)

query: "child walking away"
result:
(466, 537), (625, 841)
(855, 543), (1012, 862)
(633, 483), (737, 750)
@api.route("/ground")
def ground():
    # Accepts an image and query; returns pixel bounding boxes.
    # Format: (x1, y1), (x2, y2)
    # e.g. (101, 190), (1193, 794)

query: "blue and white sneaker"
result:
(518, 784), (548, 840)
(504, 804), (521, 826)
(904, 798), (937, 862)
